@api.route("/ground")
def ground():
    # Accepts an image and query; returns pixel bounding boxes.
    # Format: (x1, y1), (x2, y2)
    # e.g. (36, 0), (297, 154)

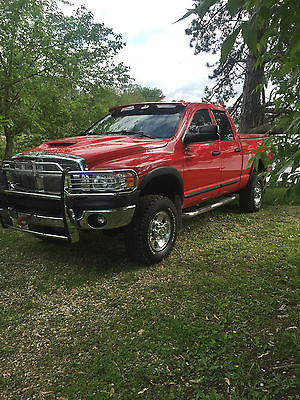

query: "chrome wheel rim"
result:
(254, 180), (263, 207)
(148, 210), (172, 252)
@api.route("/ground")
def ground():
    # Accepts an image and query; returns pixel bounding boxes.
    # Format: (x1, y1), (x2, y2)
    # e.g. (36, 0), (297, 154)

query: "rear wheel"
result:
(239, 172), (265, 212)
(125, 195), (178, 264)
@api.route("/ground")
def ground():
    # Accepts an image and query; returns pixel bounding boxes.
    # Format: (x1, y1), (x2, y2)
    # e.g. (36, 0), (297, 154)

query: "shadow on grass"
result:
(0, 227), (145, 290)
(31, 230), (137, 270)
(29, 201), (245, 273)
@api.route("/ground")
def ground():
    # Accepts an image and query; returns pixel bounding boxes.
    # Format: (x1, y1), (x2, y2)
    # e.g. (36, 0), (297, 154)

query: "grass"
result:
(264, 187), (300, 206)
(0, 188), (299, 400)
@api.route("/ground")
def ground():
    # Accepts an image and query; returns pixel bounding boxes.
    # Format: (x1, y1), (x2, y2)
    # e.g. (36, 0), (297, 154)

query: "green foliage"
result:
(5, 84), (164, 155)
(228, 0), (300, 192)
(183, 0), (270, 134)
(0, 0), (166, 159)
(264, 188), (300, 206)
(227, 0), (244, 15)
(251, 133), (300, 200)
(195, 0), (218, 19)
(0, 0), (130, 158)
(183, 0), (251, 105)
(182, 0), (299, 191)
(220, 27), (242, 64)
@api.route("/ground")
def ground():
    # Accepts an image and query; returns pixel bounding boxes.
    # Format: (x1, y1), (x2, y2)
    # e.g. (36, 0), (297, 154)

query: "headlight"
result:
(66, 170), (137, 194)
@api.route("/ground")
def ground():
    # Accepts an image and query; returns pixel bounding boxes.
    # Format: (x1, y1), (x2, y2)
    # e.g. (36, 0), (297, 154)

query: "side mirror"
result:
(183, 125), (219, 144)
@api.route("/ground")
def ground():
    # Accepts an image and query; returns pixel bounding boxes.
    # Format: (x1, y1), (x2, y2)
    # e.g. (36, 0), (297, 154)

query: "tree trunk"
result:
(239, 54), (265, 133)
(3, 126), (14, 159)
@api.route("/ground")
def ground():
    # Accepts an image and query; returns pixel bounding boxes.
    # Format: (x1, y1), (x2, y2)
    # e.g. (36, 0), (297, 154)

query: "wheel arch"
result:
(139, 167), (184, 204)
(249, 158), (266, 180)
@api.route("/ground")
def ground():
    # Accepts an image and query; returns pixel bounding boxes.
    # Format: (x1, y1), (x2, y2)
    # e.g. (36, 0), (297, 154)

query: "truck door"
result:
(211, 109), (243, 194)
(183, 108), (221, 203)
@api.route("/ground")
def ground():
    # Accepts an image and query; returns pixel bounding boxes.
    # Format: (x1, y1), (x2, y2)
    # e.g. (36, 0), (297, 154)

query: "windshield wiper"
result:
(108, 130), (155, 139)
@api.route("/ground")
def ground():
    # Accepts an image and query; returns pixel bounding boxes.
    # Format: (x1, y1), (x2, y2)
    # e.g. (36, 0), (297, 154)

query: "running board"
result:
(182, 195), (236, 219)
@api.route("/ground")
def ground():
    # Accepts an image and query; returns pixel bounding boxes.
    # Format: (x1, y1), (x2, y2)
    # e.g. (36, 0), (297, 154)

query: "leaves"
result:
(0, 0), (130, 158)
(185, 0), (300, 188)
(195, 0), (219, 19)
(220, 26), (241, 64)
(174, 9), (195, 23)
(176, 0), (219, 23)
(241, 18), (258, 53)
(227, 0), (245, 15)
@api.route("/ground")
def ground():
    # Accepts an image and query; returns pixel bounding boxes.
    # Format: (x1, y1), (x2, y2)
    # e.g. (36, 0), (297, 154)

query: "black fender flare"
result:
(139, 166), (184, 201)
(243, 158), (266, 191)
(248, 158), (266, 181)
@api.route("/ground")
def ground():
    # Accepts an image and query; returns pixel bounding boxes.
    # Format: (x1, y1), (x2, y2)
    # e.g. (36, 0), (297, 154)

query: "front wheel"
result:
(239, 172), (265, 213)
(125, 195), (178, 264)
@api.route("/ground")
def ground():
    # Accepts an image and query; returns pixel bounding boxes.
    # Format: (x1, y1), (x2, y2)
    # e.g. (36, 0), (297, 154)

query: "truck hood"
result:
(30, 135), (169, 168)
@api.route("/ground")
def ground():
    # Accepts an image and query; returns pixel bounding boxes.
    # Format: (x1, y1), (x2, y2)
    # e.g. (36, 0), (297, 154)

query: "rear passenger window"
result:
(212, 110), (234, 141)
(189, 109), (212, 133)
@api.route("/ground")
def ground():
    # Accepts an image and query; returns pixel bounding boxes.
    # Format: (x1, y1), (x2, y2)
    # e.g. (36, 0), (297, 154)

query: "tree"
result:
(0, 0), (130, 158)
(179, 0), (288, 132)
(235, 0), (300, 194)
(49, 84), (165, 137)
(119, 85), (165, 104)
(7, 84), (165, 156)
(180, 0), (299, 195)
(180, 0), (266, 131)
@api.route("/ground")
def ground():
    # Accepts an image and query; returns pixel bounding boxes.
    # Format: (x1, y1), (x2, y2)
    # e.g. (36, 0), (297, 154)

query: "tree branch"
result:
(0, 67), (51, 91)
(248, 123), (284, 134)
(229, 93), (243, 116)
(264, 107), (291, 114)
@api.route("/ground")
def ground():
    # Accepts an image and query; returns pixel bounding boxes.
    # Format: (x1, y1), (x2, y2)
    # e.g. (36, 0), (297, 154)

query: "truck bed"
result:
(238, 133), (268, 140)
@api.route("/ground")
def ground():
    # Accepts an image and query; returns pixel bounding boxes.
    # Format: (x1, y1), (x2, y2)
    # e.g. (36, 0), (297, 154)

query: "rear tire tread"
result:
(239, 172), (265, 213)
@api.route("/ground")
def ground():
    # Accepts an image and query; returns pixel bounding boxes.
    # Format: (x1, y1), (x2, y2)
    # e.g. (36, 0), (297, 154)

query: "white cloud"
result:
(64, 0), (218, 101)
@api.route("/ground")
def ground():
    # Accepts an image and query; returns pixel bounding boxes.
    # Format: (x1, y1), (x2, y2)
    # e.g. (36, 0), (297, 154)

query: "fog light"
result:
(87, 214), (107, 229)
(97, 215), (106, 225)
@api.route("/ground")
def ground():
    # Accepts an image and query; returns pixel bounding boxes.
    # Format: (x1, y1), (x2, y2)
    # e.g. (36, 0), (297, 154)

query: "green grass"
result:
(0, 189), (299, 400)
(264, 187), (300, 206)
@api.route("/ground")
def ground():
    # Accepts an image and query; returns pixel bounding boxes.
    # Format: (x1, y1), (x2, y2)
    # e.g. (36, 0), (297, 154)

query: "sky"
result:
(64, 0), (218, 102)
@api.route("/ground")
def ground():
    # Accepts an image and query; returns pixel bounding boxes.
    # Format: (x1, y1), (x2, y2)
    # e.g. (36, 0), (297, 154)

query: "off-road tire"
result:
(125, 195), (178, 264)
(239, 172), (265, 213)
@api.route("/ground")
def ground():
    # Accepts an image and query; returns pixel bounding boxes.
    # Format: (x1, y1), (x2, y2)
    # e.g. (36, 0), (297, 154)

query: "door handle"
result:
(234, 148), (242, 152)
(212, 151), (221, 156)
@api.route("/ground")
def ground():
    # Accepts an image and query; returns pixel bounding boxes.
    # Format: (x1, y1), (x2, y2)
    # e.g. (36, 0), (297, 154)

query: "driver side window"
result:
(189, 109), (212, 136)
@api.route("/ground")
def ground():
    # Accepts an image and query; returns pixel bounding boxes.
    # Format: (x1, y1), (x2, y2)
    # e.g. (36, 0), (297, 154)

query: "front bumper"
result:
(0, 170), (137, 243)
(0, 205), (136, 242)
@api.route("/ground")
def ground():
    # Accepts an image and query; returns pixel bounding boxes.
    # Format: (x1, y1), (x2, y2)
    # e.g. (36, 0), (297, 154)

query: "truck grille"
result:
(2, 152), (86, 196)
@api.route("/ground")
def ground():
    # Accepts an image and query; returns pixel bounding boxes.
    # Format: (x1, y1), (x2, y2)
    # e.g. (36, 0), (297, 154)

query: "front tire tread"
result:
(125, 195), (178, 264)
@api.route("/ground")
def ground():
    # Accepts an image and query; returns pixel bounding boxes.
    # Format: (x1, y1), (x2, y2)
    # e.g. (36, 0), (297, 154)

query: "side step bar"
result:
(183, 195), (236, 219)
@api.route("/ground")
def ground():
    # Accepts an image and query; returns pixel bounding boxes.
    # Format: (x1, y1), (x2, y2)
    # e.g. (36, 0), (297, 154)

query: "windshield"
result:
(85, 104), (186, 139)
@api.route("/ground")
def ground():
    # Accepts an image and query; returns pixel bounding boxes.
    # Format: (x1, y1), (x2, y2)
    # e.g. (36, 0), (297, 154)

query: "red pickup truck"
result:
(0, 102), (267, 263)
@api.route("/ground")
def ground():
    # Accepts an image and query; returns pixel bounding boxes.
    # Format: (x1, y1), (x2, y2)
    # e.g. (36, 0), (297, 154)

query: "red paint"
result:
(28, 102), (268, 209)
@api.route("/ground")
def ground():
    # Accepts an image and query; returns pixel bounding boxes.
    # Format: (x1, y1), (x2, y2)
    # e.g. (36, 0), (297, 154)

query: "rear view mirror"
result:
(183, 125), (219, 144)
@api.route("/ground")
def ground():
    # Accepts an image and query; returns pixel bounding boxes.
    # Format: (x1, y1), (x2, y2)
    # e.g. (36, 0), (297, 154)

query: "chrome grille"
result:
(2, 153), (86, 195)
